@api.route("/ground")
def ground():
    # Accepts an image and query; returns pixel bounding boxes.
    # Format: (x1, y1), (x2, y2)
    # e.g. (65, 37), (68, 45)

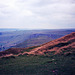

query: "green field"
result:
(0, 52), (75, 75)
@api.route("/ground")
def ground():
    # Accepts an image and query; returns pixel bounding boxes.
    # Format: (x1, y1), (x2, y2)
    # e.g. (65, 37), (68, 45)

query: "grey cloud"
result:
(0, 0), (75, 29)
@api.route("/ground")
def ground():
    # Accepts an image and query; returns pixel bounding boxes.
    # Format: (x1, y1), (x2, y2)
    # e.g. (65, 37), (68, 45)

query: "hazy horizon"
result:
(0, 28), (75, 32)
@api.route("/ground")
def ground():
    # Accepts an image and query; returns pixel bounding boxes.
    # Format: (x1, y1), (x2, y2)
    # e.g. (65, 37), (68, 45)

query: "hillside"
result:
(0, 32), (75, 75)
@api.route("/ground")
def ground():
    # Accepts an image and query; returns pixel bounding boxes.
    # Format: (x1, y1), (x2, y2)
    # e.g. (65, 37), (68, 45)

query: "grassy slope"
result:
(0, 50), (75, 75)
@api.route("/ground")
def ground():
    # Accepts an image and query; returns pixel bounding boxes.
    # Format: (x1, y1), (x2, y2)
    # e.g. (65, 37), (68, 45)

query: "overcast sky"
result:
(0, 0), (75, 29)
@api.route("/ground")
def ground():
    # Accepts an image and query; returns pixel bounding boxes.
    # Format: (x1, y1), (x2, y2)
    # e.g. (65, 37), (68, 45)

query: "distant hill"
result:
(0, 29), (75, 51)
(14, 29), (75, 48)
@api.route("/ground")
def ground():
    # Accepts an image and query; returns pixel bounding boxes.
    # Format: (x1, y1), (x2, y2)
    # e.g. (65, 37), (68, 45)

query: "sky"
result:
(0, 0), (75, 29)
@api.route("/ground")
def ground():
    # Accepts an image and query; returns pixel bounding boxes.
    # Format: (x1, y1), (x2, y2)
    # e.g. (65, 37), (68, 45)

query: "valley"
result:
(0, 29), (75, 51)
